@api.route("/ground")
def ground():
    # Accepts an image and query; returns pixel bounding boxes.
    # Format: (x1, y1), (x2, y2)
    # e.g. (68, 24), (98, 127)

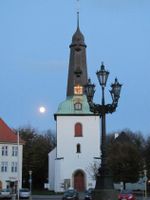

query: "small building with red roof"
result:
(0, 118), (24, 190)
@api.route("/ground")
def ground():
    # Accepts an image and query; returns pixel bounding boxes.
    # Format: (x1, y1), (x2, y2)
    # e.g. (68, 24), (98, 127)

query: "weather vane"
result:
(76, 0), (80, 13)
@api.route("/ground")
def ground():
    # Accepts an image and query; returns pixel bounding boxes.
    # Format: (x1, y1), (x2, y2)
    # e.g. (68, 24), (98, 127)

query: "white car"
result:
(19, 188), (30, 199)
(0, 189), (11, 199)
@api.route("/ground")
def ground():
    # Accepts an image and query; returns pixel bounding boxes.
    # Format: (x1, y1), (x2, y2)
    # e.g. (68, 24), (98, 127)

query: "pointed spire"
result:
(77, 11), (79, 29)
(76, 0), (80, 14)
(66, 7), (88, 97)
(70, 11), (86, 48)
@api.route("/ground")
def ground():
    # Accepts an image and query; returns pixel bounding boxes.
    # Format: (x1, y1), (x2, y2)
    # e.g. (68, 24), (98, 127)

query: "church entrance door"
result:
(74, 170), (85, 192)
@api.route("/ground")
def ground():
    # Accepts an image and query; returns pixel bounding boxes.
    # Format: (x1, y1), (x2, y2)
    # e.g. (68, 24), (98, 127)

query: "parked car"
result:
(84, 188), (94, 200)
(118, 190), (136, 200)
(62, 188), (79, 200)
(19, 188), (30, 199)
(0, 189), (11, 199)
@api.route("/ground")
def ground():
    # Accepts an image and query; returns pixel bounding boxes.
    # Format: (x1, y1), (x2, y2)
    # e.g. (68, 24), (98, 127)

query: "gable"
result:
(0, 118), (24, 144)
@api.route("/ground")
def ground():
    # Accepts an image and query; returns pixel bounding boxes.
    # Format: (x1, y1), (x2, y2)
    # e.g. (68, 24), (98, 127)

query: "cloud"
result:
(15, 59), (67, 71)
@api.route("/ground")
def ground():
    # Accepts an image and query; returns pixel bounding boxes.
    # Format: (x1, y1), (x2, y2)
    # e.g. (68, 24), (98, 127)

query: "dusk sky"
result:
(0, 0), (150, 137)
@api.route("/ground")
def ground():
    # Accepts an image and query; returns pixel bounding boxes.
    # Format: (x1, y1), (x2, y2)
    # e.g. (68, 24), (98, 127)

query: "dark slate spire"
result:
(66, 12), (88, 97)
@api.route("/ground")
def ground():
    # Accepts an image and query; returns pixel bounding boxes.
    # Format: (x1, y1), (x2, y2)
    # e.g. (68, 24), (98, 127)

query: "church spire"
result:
(77, 11), (79, 29)
(66, 12), (88, 97)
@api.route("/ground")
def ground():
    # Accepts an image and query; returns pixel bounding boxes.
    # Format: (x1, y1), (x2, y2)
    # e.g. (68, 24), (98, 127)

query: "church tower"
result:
(48, 13), (100, 192)
(66, 12), (88, 97)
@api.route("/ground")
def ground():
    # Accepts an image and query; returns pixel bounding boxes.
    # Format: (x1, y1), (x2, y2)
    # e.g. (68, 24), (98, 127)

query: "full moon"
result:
(39, 106), (46, 113)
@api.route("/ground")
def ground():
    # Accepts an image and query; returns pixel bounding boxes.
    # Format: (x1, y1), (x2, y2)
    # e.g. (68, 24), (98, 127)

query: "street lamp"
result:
(29, 170), (32, 200)
(85, 63), (122, 200)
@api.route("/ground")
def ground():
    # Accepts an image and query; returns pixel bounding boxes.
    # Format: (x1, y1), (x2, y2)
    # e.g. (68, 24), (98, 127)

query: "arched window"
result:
(76, 144), (81, 153)
(75, 123), (83, 137)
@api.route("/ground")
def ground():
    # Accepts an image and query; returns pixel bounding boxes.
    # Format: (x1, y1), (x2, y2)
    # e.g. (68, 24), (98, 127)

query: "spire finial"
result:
(76, 0), (80, 28)
(77, 10), (79, 28)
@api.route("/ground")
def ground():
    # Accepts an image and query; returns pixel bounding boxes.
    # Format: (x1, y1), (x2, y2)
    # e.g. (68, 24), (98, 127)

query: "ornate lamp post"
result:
(85, 63), (122, 199)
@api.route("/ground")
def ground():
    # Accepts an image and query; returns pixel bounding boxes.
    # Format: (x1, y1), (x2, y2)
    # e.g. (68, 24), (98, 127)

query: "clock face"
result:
(74, 85), (83, 95)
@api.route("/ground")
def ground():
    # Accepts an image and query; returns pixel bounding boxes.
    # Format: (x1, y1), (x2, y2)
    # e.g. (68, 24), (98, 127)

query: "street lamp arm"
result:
(88, 102), (118, 115)
(88, 101), (102, 114)
(105, 103), (117, 114)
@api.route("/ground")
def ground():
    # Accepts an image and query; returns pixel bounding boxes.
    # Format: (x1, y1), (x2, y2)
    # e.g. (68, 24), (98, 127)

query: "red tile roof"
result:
(0, 118), (24, 144)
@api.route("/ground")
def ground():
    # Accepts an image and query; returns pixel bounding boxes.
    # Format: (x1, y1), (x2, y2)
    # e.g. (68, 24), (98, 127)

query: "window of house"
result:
(75, 123), (83, 137)
(76, 144), (81, 153)
(2, 146), (8, 156)
(74, 102), (82, 110)
(1, 162), (8, 172)
(12, 146), (18, 156)
(11, 162), (17, 172)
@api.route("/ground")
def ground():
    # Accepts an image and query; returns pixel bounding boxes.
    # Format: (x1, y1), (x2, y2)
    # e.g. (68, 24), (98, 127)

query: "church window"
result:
(74, 102), (82, 110)
(75, 123), (82, 137)
(74, 85), (83, 95)
(76, 144), (81, 153)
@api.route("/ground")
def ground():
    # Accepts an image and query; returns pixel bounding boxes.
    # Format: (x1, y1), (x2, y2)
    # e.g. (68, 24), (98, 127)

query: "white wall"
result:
(0, 143), (23, 189)
(48, 148), (56, 190)
(57, 116), (100, 159)
(54, 115), (100, 192)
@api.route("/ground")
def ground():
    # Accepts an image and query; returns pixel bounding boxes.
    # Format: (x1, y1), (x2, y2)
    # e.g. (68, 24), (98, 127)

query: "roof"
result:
(71, 26), (86, 47)
(55, 95), (94, 115)
(0, 118), (24, 144)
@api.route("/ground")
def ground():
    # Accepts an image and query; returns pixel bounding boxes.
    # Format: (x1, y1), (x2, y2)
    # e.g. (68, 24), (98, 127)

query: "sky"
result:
(0, 0), (150, 137)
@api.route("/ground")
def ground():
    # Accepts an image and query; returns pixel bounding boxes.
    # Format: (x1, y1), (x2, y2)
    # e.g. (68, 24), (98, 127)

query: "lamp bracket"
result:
(88, 102), (118, 116)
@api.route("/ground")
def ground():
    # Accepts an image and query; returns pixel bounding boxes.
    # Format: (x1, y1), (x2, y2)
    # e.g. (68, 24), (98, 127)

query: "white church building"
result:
(48, 15), (101, 192)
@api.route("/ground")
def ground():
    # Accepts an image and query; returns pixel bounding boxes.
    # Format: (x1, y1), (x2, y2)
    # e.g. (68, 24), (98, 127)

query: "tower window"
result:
(75, 123), (83, 137)
(74, 85), (83, 95)
(76, 144), (81, 153)
(74, 102), (82, 110)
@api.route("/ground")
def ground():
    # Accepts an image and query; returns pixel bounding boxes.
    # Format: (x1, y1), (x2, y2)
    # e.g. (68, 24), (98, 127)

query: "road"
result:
(31, 194), (150, 200)
(32, 194), (85, 200)
(137, 197), (150, 200)
(32, 195), (62, 200)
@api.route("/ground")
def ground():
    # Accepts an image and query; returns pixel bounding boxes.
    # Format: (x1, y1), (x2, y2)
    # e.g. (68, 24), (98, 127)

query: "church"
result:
(48, 14), (101, 192)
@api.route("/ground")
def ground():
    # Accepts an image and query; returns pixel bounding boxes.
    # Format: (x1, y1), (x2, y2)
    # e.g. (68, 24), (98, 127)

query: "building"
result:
(48, 14), (101, 192)
(0, 118), (24, 190)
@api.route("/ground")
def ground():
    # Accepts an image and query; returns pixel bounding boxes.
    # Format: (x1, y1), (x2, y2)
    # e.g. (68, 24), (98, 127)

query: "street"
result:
(32, 195), (63, 200)
(31, 194), (150, 200)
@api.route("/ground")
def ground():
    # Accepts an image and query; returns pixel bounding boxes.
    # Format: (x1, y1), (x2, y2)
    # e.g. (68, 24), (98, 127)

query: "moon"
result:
(39, 106), (46, 113)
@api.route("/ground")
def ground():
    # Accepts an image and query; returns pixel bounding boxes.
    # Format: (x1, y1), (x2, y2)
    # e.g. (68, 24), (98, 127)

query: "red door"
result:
(74, 171), (85, 192)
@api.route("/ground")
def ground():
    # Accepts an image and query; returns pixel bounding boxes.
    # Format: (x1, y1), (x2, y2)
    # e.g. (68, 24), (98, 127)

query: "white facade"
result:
(48, 148), (56, 190)
(0, 143), (23, 189)
(49, 112), (100, 192)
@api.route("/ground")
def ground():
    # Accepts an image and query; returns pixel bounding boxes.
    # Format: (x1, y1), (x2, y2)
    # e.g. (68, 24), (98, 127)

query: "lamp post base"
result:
(92, 189), (118, 200)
